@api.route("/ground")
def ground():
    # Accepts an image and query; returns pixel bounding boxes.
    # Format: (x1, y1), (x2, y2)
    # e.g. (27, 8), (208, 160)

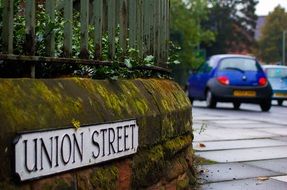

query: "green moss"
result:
(163, 135), (193, 158)
(54, 178), (73, 190)
(176, 174), (190, 190)
(161, 115), (175, 139)
(194, 155), (217, 165)
(132, 145), (165, 188)
(91, 165), (119, 190)
(94, 84), (124, 115)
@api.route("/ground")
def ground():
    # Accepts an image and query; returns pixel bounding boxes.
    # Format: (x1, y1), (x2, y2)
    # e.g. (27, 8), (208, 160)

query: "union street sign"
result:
(14, 119), (138, 181)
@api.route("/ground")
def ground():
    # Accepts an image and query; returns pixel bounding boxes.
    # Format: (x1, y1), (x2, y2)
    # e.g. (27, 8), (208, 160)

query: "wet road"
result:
(192, 101), (287, 190)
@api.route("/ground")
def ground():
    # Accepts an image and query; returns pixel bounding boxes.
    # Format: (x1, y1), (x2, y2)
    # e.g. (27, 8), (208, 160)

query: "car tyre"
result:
(233, 102), (241, 110)
(260, 100), (272, 112)
(278, 100), (283, 106)
(206, 90), (216, 108)
(188, 97), (194, 105)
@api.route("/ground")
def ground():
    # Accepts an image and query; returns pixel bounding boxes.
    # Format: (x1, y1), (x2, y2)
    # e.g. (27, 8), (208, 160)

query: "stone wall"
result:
(0, 78), (194, 189)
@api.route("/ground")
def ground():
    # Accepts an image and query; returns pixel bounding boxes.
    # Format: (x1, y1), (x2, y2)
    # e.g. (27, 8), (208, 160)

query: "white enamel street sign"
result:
(14, 119), (138, 181)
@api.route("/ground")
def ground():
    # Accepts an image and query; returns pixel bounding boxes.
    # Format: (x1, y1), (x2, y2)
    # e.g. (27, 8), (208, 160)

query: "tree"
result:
(170, 0), (215, 85)
(255, 6), (287, 63)
(202, 0), (258, 56)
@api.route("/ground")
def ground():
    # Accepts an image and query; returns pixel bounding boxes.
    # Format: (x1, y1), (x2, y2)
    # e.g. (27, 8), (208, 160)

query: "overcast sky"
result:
(256, 0), (287, 16)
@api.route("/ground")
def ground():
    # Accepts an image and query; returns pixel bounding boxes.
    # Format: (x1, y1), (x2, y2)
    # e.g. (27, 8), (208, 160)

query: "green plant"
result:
(1, 3), (178, 79)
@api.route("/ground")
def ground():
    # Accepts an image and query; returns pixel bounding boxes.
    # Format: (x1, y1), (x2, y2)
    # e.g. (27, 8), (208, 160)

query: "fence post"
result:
(25, 0), (36, 78)
(64, 0), (73, 57)
(2, 0), (14, 54)
(136, 0), (143, 58)
(80, 0), (89, 58)
(129, 0), (136, 49)
(108, 0), (115, 59)
(119, 0), (128, 58)
(46, 0), (55, 56)
(94, 0), (103, 60)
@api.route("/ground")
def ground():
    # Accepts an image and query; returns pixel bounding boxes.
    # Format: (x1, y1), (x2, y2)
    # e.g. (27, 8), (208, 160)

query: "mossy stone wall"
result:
(0, 78), (194, 189)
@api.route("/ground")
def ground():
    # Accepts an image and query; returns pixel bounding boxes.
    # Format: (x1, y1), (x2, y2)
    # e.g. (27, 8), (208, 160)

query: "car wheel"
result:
(260, 100), (271, 112)
(188, 97), (194, 105)
(278, 100), (283, 106)
(233, 102), (241, 110)
(206, 90), (216, 108)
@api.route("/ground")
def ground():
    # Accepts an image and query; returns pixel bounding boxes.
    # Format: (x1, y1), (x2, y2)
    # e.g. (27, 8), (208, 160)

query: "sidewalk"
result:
(192, 104), (287, 190)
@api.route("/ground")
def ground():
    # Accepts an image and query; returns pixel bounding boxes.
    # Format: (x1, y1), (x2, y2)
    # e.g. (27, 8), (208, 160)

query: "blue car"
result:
(187, 54), (273, 111)
(263, 65), (287, 106)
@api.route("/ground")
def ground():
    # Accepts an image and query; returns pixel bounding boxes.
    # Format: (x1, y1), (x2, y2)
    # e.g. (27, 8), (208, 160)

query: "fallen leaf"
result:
(199, 143), (206, 148)
(257, 176), (269, 181)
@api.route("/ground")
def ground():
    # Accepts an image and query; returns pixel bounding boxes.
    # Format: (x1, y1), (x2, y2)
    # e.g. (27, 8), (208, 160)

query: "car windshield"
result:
(219, 58), (259, 71)
(265, 68), (287, 78)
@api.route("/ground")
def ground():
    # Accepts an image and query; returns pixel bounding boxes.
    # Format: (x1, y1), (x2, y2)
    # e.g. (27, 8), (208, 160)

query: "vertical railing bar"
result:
(108, 0), (115, 59)
(102, 0), (108, 34)
(128, 0), (136, 48)
(115, 0), (120, 27)
(161, 0), (167, 62)
(94, 0), (103, 60)
(143, 0), (150, 56)
(154, 0), (160, 64)
(149, 0), (154, 55)
(136, 0), (143, 58)
(80, 0), (89, 58)
(25, 0), (36, 78)
(64, 0), (73, 57)
(2, 0), (14, 54)
(119, 0), (128, 58)
(166, 0), (170, 62)
(46, 0), (55, 56)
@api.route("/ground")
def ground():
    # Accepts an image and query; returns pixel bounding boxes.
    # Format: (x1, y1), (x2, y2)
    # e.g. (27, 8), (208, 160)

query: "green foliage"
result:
(203, 0), (258, 55)
(255, 6), (287, 63)
(0, 2), (174, 79)
(170, 0), (215, 85)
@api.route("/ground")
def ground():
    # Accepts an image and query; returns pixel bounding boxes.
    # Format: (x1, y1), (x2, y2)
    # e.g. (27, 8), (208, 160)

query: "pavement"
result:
(192, 101), (287, 190)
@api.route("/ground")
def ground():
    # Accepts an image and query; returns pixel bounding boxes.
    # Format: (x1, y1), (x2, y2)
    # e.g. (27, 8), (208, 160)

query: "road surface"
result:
(192, 101), (287, 190)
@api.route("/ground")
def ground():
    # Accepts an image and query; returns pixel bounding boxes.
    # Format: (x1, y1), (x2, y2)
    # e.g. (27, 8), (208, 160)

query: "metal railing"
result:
(0, 0), (170, 77)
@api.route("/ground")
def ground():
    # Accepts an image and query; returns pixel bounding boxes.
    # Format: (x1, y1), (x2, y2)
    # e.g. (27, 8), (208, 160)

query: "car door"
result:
(188, 61), (213, 99)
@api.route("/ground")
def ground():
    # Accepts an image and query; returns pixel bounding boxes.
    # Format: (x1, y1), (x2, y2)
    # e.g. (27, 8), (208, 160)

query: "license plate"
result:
(233, 90), (256, 97)
(274, 93), (287, 97)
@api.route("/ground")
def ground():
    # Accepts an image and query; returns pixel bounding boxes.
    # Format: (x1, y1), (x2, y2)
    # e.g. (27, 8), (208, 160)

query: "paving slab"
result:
(198, 163), (280, 183)
(272, 136), (287, 142)
(212, 123), (286, 129)
(193, 139), (287, 151)
(210, 120), (260, 125)
(196, 146), (287, 163)
(257, 128), (287, 136)
(245, 158), (287, 174)
(271, 176), (287, 182)
(193, 128), (275, 142)
(200, 178), (287, 190)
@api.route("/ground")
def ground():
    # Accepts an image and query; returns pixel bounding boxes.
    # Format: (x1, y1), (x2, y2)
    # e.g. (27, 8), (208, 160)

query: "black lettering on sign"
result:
(55, 136), (59, 167)
(117, 126), (123, 153)
(101, 129), (107, 157)
(92, 130), (100, 159)
(123, 125), (129, 151)
(61, 134), (71, 165)
(108, 128), (116, 155)
(40, 137), (53, 170)
(24, 139), (38, 173)
(72, 133), (84, 163)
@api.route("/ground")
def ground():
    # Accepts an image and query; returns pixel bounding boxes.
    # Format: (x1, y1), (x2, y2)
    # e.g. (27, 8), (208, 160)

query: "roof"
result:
(210, 54), (256, 60)
(262, 65), (287, 69)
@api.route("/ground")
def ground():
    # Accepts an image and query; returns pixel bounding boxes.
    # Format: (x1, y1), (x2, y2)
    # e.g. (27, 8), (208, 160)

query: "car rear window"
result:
(219, 58), (259, 71)
(266, 68), (287, 78)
